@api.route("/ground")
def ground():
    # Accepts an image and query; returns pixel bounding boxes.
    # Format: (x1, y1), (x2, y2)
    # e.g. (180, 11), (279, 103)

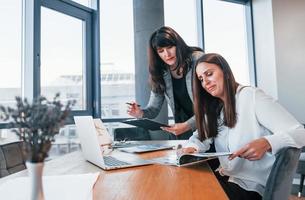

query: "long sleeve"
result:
(254, 88), (305, 154)
(186, 116), (196, 131)
(183, 131), (212, 152)
(142, 91), (165, 119)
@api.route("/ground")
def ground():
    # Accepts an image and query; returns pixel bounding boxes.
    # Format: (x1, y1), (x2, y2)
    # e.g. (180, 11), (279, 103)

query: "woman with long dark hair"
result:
(127, 26), (203, 139)
(183, 53), (305, 199)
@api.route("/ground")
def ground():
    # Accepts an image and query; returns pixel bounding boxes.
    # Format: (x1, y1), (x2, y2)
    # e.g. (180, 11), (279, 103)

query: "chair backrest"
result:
(113, 127), (151, 141)
(263, 147), (301, 200)
(0, 141), (26, 178)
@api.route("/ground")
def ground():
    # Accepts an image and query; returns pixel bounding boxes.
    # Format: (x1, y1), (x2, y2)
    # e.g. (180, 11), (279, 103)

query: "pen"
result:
(126, 102), (141, 107)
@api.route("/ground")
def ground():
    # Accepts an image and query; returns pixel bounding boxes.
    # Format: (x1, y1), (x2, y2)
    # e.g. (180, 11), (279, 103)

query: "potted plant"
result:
(0, 93), (75, 200)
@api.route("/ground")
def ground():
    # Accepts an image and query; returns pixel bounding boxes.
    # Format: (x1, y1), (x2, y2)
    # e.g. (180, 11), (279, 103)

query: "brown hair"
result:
(193, 53), (238, 141)
(148, 26), (202, 93)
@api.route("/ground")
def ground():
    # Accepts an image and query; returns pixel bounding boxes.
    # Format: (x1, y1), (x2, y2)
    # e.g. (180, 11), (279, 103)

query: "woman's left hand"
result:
(161, 122), (191, 136)
(229, 138), (272, 161)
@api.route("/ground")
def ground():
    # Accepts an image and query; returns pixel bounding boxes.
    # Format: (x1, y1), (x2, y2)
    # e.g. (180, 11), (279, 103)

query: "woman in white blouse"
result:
(183, 53), (305, 200)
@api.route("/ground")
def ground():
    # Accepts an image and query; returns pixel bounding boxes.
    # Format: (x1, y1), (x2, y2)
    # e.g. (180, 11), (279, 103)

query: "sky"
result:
(0, 0), (249, 88)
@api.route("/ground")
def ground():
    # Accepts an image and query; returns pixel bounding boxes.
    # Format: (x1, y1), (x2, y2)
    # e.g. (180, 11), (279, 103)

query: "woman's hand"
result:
(127, 101), (143, 118)
(161, 122), (191, 135)
(181, 147), (197, 154)
(229, 138), (272, 161)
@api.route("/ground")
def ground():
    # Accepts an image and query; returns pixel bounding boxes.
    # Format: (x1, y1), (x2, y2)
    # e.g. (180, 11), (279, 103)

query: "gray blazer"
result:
(142, 51), (204, 131)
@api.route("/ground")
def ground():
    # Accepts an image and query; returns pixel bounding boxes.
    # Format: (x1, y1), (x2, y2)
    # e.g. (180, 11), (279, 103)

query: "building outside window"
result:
(99, 0), (135, 135)
(0, 1), (22, 109)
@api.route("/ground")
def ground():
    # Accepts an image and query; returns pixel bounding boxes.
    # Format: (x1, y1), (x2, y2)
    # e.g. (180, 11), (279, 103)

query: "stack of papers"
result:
(0, 173), (100, 200)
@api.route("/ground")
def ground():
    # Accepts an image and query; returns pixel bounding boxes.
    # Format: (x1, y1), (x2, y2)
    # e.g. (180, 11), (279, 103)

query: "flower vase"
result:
(26, 162), (45, 200)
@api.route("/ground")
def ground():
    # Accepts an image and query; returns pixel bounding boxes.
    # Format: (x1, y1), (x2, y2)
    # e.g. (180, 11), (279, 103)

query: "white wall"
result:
(252, 0), (305, 123)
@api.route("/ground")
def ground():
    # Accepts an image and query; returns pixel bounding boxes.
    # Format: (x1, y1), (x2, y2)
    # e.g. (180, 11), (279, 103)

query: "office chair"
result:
(113, 127), (151, 141)
(296, 148), (305, 197)
(263, 147), (301, 200)
(296, 124), (305, 197)
(0, 141), (26, 178)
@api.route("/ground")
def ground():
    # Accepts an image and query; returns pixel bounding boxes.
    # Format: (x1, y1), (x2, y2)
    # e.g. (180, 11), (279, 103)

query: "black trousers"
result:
(214, 172), (262, 200)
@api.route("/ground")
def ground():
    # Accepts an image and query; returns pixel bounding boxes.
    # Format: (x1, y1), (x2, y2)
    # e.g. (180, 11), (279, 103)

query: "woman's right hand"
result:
(127, 101), (144, 118)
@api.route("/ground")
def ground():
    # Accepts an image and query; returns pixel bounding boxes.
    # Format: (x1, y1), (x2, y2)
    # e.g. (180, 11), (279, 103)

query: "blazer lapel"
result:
(185, 68), (193, 102)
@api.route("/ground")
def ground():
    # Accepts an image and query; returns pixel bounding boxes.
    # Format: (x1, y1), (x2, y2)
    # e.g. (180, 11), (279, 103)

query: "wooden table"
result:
(0, 140), (228, 200)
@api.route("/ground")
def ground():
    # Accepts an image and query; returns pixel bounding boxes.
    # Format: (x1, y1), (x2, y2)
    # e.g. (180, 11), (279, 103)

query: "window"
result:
(164, 0), (199, 46)
(203, 0), (251, 85)
(40, 7), (85, 109)
(100, 0), (135, 120)
(164, 0), (200, 118)
(39, 0), (94, 115)
(0, 1), (22, 109)
(0, 0), (96, 156)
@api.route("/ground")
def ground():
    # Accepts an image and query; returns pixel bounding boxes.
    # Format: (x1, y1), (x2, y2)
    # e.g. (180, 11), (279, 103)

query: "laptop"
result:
(74, 116), (152, 170)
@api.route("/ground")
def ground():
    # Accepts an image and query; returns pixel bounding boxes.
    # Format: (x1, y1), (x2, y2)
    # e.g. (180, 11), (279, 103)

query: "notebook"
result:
(74, 116), (152, 170)
(151, 151), (232, 167)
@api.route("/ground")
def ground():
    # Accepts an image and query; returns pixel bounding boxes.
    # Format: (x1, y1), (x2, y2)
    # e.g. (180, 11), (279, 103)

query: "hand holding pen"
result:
(126, 102), (141, 107)
(126, 101), (144, 118)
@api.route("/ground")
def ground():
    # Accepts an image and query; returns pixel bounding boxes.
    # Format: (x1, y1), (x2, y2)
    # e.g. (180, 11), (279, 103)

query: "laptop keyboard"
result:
(104, 156), (131, 166)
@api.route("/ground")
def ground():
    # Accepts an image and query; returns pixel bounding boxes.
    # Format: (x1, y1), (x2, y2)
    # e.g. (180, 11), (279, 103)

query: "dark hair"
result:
(148, 26), (202, 93)
(193, 53), (238, 141)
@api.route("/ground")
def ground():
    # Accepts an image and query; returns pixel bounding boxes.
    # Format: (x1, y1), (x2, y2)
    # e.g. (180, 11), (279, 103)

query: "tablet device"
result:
(122, 118), (170, 131)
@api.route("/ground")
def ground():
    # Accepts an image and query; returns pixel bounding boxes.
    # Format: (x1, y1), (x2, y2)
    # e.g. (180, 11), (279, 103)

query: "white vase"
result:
(26, 162), (45, 200)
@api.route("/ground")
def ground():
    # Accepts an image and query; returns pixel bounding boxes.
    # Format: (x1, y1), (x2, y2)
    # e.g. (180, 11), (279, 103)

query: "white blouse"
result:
(185, 86), (305, 195)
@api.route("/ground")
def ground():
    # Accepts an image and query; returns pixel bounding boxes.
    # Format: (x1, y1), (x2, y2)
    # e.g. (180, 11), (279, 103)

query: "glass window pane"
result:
(164, 0), (199, 46)
(203, 0), (250, 85)
(0, 1), (22, 109)
(41, 7), (85, 110)
(71, 0), (92, 8)
(100, 0), (135, 119)
(164, 0), (199, 118)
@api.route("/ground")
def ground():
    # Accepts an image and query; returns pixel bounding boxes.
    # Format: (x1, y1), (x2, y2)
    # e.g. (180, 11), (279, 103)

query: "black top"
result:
(171, 75), (194, 120)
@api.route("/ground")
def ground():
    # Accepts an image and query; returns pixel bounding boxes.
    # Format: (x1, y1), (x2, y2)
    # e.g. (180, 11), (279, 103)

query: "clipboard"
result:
(122, 118), (170, 130)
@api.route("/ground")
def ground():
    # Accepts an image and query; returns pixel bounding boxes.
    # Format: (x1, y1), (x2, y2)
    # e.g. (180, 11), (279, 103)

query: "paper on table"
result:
(0, 172), (100, 200)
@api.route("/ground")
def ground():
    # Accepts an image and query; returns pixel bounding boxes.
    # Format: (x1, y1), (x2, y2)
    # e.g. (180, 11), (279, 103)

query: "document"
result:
(122, 118), (170, 130)
(151, 152), (232, 167)
(0, 173), (100, 200)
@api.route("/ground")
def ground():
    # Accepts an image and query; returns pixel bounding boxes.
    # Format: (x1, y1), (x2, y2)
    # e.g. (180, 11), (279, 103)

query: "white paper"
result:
(0, 173), (100, 200)
(151, 152), (232, 166)
(188, 152), (232, 157)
